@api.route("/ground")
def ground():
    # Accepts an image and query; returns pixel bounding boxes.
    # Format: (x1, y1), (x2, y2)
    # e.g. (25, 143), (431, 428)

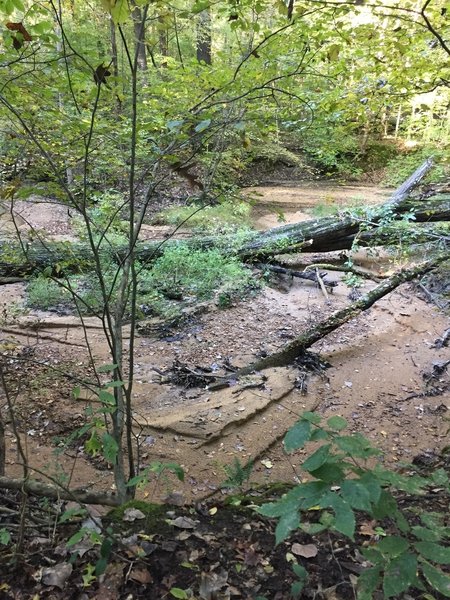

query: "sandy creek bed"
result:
(1, 184), (449, 503)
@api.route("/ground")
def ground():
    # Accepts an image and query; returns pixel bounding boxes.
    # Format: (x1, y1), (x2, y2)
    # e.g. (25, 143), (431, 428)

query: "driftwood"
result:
(234, 254), (449, 376)
(1, 159), (447, 278)
(0, 475), (120, 506)
(256, 263), (338, 288)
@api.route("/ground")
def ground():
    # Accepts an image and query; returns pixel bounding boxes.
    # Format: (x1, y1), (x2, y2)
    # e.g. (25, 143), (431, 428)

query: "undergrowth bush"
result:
(383, 145), (450, 186)
(27, 276), (73, 311)
(154, 199), (252, 233)
(259, 412), (450, 599)
(139, 245), (257, 302)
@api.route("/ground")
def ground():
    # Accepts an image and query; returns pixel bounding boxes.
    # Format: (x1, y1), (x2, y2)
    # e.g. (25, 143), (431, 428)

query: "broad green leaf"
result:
(421, 560), (450, 597)
(284, 419), (311, 452)
(301, 411), (322, 425)
(372, 489), (398, 519)
(359, 473), (382, 504)
(11, 0), (25, 11)
(290, 581), (304, 599)
(412, 526), (442, 542)
(378, 535), (409, 558)
(308, 462), (345, 483)
(415, 542), (450, 565)
(99, 390), (116, 405)
(194, 118), (211, 133)
(341, 480), (372, 512)
(357, 566), (382, 600)
(326, 415), (347, 430)
(102, 432), (119, 464)
(97, 363), (118, 373)
(302, 444), (331, 473)
(111, 0), (130, 24)
(170, 589), (189, 599)
(0, 528), (11, 545)
(275, 510), (300, 544)
(323, 493), (355, 539)
(335, 434), (380, 459)
(66, 528), (87, 547)
(292, 563), (308, 580)
(383, 553), (417, 598)
(167, 119), (184, 132)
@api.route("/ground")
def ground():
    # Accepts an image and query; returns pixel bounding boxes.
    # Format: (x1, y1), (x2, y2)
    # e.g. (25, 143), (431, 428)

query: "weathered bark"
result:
(2, 162), (448, 278)
(0, 475), (120, 506)
(196, 8), (212, 65)
(235, 254), (449, 375)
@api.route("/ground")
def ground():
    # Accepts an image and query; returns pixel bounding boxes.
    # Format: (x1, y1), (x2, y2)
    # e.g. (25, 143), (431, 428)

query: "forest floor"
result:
(0, 181), (449, 598)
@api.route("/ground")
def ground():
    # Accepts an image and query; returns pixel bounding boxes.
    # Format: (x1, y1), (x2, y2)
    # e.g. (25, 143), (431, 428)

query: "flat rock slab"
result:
(134, 368), (297, 439)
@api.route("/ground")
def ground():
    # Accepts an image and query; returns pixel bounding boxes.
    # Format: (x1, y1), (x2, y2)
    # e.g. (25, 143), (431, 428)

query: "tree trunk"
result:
(2, 162), (447, 278)
(131, 0), (148, 71)
(196, 8), (212, 65)
(234, 254), (449, 375)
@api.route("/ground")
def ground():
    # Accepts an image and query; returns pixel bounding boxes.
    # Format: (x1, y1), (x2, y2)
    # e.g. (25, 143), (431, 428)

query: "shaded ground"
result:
(1, 183), (449, 598)
(1, 184), (448, 503)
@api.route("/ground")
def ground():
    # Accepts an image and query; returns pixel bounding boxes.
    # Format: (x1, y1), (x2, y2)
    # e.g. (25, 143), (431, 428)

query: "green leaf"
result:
(378, 536), (409, 558)
(357, 566), (382, 600)
(284, 420), (311, 452)
(383, 553), (417, 598)
(372, 489), (398, 519)
(412, 526), (442, 542)
(292, 563), (308, 580)
(415, 542), (450, 565)
(324, 493), (355, 539)
(85, 431), (102, 456)
(301, 411), (322, 425)
(102, 432), (119, 464)
(73, 386), (81, 399)
(97, 363), (118, 373)
(67, 528), (87, 547)
(334, 434), (380, 459)
(0, 528), (11, 545)
(170, 588), (189, 599)
(99, 390), (116, 405)
(341, 480), (372, 512)
(194, 118), (211, 133)
(309, 462), (345, 483)
(275, 510), (300, 544)
(104, 380), (124, 388)
(290, 580), (304, 598)
(421, 560), (450, 597)
(167, 119), (184, 132)
(111, 0), (130, 24)
(11, 0), (25, 10)
(327, 415), (347, 430)
(302, 444), (331, 473)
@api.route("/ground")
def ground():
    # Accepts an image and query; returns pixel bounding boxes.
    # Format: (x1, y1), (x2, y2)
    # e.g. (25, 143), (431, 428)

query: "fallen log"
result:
(1, 160), (446, 277)
(234, 254), (449, 376)
(0, 475), (120, 506)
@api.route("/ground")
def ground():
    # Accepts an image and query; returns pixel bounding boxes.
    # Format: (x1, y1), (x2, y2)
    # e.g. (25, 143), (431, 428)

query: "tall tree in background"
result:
(196, 6), (212, 64)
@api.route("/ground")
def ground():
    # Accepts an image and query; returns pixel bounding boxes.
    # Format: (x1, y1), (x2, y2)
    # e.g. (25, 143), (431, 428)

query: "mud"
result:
(0, 184), (449, 503)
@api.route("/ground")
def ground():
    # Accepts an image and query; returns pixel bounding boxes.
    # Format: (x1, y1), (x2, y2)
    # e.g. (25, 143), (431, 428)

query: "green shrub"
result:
(140, 245), (257, 302)
(259, 412), (450, 599)
(383, 145), (450, 187)
(27, 276), (73, 310)
(155, 200), (252, 233)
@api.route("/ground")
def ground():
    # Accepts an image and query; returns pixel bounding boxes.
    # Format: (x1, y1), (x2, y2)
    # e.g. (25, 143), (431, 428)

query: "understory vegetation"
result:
(0, 0), (449, 597)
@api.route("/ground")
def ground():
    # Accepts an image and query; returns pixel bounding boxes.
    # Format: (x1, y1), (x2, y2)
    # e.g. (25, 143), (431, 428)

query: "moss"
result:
(106, 500), (168, 527)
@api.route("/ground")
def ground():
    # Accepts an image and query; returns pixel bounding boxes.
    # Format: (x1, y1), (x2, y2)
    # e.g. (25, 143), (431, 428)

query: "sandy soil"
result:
(0, 186), (449, 504)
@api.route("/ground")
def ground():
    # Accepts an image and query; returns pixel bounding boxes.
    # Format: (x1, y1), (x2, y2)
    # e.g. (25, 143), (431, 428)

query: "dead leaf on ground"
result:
(199, 569), (230, 600)
(170, 516), (198, 529)
(129, 567), (152, 584)
(291, 543), (318, 558)
(41, 563), (73, 589)
(359, 520), (378, 536)
(123, 508), (146, 521)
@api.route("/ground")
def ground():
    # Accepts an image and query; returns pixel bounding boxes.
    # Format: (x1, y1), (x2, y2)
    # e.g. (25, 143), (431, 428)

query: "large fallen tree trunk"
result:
(235, 253), (449, 376)
(0, 475), (120, 506)
(1, 160), (448, 277)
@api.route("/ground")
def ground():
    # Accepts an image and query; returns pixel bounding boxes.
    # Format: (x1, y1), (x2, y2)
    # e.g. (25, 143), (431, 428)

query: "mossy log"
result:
(0, 475), (120, 506)
(235, 253), (449, 375)
(1, 160), (447, 277)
